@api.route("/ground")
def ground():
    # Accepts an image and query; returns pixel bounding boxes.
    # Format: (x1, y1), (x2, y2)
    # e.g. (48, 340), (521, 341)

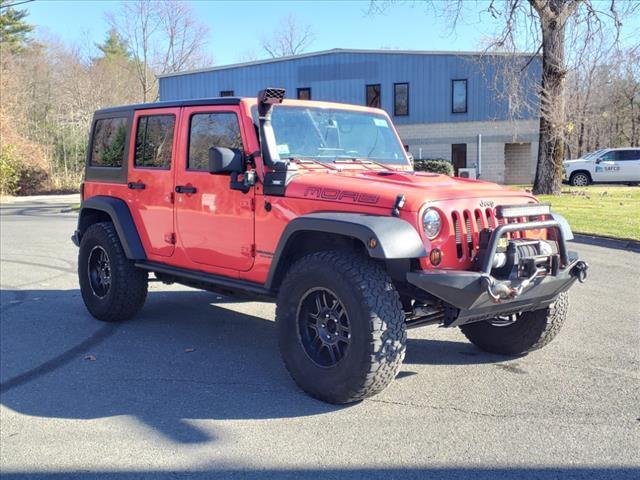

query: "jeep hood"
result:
(283, 169), (537, 211)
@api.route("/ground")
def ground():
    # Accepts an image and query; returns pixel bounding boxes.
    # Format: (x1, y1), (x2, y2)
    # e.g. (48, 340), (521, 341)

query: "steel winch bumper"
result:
(407, 218), (588, 328)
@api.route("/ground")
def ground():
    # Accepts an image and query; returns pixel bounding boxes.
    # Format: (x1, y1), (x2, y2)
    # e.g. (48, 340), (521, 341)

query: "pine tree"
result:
(0, 0), (33, 54)
(96, 28), (129, 60)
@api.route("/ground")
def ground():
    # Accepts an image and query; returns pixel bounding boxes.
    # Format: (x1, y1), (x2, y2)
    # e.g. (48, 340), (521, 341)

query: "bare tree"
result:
(261, 14), (314, 58)
(370, 0), (639, 194)
(107, 0), (211, 101)
(106, 0), (157, 102)
(156, 0), (211, 75)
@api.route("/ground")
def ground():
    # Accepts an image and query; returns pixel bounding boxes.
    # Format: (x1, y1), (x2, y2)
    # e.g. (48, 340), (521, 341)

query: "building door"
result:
(452, 144), (467, 176)
(174, 106), (255, 272)
(504, 143), (532, 184)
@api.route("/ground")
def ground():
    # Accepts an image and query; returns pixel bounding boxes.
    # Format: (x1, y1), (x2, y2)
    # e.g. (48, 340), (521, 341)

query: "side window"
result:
(394, 83), (409, 116)
(297, 88), (311, 100)
(366, 84), (381, 108)
(134, 115), (175, 169)
(452, 79), (467, 113)
(600, 151), (616, 161)
(616, 150), (640, 161)
(188, 112), (243, 171)
(90, 117), (128, 167)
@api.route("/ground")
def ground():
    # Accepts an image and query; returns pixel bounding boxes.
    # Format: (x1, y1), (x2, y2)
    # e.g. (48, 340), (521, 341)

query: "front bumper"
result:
(407, 217), (588, 327)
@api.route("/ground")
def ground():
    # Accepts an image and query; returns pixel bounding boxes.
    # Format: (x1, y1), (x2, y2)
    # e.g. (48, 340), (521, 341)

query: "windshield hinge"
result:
(392, 194), (406, 217)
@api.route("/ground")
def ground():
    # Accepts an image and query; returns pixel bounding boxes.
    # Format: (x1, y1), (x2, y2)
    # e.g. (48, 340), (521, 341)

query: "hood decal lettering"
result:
(304, 187), (380, 204)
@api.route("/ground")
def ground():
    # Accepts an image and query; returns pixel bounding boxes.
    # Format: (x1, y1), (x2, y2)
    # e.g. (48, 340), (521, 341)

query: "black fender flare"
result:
(76, 196), (146, 260)
(265, 212), (426, 290)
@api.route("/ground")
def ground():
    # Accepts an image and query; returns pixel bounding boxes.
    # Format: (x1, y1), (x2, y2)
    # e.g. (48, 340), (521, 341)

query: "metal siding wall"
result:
(158, 52), (540, 123)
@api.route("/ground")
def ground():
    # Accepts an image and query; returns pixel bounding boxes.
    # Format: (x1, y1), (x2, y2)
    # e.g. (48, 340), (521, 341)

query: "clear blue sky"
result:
(25, 0), (505, 65)
(23, 0), (640, 66)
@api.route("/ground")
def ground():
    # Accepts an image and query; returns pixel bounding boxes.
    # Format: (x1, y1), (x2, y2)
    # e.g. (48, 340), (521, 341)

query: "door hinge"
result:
(241, 244), (256, 257)
(164, 232), (176, 245)
(240, 198), (255, 211)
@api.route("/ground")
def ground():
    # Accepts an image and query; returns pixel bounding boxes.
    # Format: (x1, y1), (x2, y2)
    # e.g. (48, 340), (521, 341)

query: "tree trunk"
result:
(533, 8), (568, 195)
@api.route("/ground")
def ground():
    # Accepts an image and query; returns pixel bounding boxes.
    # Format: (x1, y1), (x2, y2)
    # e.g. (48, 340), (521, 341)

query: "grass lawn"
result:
(513, 185), (640, 241)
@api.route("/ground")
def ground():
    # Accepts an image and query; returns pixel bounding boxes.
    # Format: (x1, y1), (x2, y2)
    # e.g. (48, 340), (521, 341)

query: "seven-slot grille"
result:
(450, 207), (545, 260)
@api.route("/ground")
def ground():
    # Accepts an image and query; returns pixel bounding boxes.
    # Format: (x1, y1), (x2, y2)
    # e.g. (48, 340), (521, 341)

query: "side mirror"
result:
(208, 147), (244, 174)
(595, 157), (602, 164)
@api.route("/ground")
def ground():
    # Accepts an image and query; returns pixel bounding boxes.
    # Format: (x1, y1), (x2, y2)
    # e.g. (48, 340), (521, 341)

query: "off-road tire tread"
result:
(276, 251), (406, 404)
(460, 292), (569, 355)
(79, 222), (148, 322)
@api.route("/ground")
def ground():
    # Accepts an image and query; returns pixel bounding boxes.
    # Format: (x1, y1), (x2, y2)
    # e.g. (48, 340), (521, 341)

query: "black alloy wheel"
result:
(87, 245), (111, 298)
(297, 287), (351, 367)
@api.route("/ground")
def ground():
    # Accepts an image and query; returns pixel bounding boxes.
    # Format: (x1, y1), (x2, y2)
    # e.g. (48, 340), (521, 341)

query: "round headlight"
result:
(422, 208), (442, 239)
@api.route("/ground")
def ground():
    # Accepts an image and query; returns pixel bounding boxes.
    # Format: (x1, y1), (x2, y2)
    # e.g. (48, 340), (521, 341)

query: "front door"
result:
(452, 143), (467, 176)
(593, 150), (624, 182)
(174, 106), (255, 272)
(127, 108), (179, 257)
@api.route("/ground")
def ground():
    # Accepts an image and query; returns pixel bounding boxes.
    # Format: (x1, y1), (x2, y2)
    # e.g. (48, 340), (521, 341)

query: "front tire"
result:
(276, 251), (406, 404)
(460, 293), (569, 356)
(78, 222), (148, 322)
(569, 172), (591, 187)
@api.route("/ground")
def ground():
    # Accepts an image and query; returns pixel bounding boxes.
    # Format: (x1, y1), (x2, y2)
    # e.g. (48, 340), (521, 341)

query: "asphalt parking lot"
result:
(0, 196), (638, 480)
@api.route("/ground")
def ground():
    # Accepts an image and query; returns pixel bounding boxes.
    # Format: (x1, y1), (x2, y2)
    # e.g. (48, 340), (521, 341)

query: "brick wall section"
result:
(396, 119), (539, 184)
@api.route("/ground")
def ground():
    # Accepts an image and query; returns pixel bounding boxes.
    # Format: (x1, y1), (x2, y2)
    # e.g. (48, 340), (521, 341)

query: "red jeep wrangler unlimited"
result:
(73, 88), (588, 404)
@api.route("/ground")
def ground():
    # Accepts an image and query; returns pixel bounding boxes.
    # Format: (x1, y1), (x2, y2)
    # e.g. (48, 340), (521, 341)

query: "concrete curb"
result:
(571, 234), (640, 253)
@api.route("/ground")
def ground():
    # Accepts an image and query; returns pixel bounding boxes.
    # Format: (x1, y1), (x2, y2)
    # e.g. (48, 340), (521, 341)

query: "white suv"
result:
(563, 148), (640, 186)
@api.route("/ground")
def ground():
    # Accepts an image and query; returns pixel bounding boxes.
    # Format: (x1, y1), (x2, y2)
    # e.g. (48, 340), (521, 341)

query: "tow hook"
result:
(481, 268), (545, 304)
(571, 260), (589, 283)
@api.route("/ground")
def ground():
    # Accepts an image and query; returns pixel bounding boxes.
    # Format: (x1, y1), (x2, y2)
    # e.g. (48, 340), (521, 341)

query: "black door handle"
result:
(128, 182), (145, 190)
(175, 185), (197, 194)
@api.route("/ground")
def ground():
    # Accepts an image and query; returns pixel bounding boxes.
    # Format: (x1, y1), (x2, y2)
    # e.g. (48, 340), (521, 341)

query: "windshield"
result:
(583, 149), (604, 160)
(255, 105), (409, 165)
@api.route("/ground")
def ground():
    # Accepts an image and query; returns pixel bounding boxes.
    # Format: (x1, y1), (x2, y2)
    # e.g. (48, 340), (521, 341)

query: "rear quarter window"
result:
(90, 117), (128, 167)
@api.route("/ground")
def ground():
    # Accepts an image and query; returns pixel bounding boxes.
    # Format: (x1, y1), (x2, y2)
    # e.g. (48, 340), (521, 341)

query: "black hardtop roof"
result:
(95, 97), (242, 115)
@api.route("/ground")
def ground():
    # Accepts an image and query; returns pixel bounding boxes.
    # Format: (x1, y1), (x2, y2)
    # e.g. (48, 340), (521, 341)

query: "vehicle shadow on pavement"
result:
(1, 287), (509, 446)
(0, 288), (343, 445)
(404, 338), (510, 366)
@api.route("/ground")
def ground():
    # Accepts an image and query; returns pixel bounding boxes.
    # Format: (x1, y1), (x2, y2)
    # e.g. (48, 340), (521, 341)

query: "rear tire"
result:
(569, 172), (591, 187)
(276, 251), (406, 404)
(460, 293), (569, 356)
(78, 222), (148, 322)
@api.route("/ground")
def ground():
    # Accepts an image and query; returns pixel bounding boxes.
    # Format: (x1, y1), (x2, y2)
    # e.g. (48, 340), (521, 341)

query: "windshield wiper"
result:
(289, 157), (340, 170)
(333, 158), (395, 171)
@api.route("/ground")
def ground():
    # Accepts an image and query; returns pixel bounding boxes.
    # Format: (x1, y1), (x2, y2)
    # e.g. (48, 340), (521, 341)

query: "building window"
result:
(297, 88), (311, 100)
(394, 83), (409, 116)
(188, 112), (243, 171)
(134, 115), (176, 169)
(90, 117), (128, 167)
(366, 84), (381, 108)
(452, 79), (467, 113)
(219, 90), (234, 97)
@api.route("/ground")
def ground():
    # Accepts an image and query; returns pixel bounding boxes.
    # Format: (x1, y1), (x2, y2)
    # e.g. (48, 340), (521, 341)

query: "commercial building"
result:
(159, 48), (541, 183)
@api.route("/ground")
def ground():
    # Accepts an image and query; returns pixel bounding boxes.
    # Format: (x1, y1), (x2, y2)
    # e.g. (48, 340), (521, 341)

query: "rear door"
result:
(127, 108), (179, 257)
(174, 106), (255, 272)
(616, 150), (640, 182)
